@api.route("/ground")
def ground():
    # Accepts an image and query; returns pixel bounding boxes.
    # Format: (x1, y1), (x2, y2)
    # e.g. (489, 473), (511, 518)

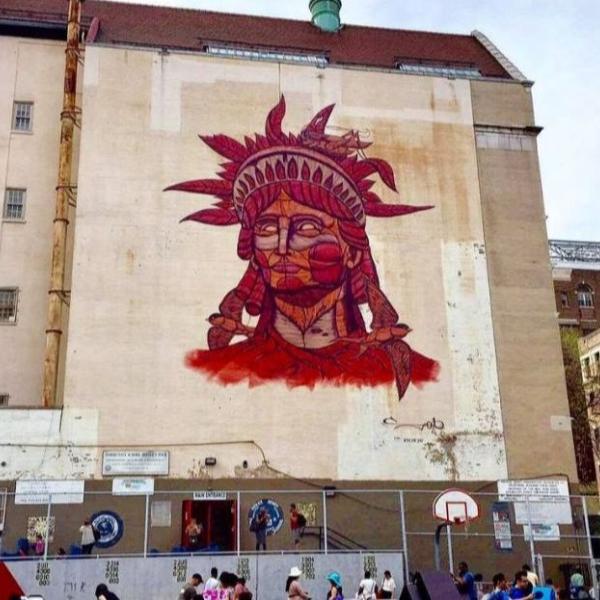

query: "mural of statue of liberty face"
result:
(166, 96), (439, 400)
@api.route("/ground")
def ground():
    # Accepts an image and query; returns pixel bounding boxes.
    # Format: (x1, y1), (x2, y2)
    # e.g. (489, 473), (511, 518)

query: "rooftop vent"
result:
(309, 0), (342, 32)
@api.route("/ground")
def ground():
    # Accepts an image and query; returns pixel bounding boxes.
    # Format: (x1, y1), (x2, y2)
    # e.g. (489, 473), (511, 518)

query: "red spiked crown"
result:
(165, 95), (432, 227)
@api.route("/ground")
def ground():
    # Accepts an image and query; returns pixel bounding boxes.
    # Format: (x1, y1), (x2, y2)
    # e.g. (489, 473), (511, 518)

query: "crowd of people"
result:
(453, 561), (595, 600)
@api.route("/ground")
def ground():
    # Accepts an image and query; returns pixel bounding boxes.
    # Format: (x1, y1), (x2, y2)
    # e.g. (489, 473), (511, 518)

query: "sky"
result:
(108, 0), (600, 241)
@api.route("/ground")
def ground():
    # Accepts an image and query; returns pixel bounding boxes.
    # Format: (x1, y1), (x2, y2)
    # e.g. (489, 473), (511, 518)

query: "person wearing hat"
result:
(286, 566), (310, 600)
(327, 571), (343, 600)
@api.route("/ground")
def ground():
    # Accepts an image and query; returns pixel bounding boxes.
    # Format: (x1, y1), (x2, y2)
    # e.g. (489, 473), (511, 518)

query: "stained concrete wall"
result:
(60, 46), (507, 481)
(471, 79), (577, 479)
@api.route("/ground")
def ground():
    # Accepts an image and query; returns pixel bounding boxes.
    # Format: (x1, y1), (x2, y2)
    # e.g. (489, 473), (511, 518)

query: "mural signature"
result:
(382, 416), (445, 432)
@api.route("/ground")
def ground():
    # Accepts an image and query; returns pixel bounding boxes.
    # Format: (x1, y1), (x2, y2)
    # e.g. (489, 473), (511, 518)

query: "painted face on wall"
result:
(253, 190), (354, 292)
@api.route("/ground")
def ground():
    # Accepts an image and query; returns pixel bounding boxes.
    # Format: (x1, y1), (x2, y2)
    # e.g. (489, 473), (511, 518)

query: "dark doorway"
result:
(182, 499), (236, 552)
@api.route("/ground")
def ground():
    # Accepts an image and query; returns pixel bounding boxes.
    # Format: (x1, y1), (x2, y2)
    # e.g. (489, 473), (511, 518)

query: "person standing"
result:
(522, 565), (539, 588)
(185, 517), (203, 551)
(205, 567), (220, 591)
(359, 571), (376, 600)
(327, 571), (343, 600)
(290, 504), (306, 548)
(380, 570), (396, 599)
(34, 534), (45, 556)
(178, 573), (203, 600)
(95, 583), (121, 600)
(453, 562), (478, 600)
(508, 571), (533, 600)
(286, 566), (310, 600)
(483, 573), (510, 600)
(234, 576), (252, 600)
(254, 507), (268, 552)
(80, 519), (95, 555)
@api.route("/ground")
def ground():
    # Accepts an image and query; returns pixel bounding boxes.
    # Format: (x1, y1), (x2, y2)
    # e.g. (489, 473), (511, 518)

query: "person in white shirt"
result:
(79, 519), (96, 555)
(522, 564), (539, 588)
(359, 571), (377, 600)
(205, 567), (219, 591)
(381, 570), (396, 599)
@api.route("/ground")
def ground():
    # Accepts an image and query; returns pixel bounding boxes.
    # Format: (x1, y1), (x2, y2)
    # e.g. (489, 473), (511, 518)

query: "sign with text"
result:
(492, 501), (513, 552)
(524, 524), (561, 541)
(112, 478), (155, 495)
(15, 480), (84, 505)
(193, 491), (227, 501)
(102, 451), (169, 476)
(497, 479), (572, 524)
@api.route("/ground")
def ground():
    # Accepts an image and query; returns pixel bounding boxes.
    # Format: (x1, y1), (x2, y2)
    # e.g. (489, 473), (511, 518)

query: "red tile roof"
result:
(0, 0), (511, 78)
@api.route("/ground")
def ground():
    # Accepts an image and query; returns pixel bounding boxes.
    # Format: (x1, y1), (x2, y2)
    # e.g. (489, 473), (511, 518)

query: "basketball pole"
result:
(446, 523), (454, 573)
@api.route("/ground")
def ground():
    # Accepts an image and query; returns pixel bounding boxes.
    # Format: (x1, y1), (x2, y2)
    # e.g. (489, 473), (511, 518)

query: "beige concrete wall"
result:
(59, 46), (508, 482)
(0, 38), (66, 407)
(471, 80), (577, 479)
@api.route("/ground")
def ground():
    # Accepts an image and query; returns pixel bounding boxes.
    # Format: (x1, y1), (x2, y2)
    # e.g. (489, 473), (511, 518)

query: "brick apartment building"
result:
(551, 239), (600, 334)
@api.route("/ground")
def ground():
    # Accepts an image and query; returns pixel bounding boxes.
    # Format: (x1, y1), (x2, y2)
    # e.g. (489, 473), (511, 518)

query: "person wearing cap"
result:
(178, 573), (203, 600)
(286, 566), (310, 600)
(327, 571), (343, 600)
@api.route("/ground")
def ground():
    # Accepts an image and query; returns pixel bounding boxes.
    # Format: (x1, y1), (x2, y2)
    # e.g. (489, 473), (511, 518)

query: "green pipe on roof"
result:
(309, 0), (342, 32)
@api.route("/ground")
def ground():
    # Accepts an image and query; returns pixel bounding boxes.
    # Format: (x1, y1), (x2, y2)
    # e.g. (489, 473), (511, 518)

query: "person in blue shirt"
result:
(509, 571), (534, 600)
(453, 561), (478, 600)
(486, 572), (510, 600)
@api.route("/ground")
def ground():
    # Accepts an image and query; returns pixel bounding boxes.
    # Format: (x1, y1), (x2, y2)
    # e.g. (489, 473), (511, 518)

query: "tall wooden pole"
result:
(42, 0), (81, 407)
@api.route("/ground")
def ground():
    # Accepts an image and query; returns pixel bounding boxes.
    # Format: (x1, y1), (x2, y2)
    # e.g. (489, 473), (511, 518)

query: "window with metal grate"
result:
(3, 188), (26, 220)
(12, 101), (33, 131)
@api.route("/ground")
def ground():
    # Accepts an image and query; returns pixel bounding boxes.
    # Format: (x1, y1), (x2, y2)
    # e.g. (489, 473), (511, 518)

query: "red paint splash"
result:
(186, 327), (438, 390)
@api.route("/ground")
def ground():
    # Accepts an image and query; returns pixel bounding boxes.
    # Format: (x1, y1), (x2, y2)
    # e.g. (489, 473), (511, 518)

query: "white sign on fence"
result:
(102, 450), (169, 475)
(112, 478), (155, 495)
(193, 491), (227, 501)
(497, 479), (572, 525)
(523, 524), (561, 541)
(15, 480), (85, 505)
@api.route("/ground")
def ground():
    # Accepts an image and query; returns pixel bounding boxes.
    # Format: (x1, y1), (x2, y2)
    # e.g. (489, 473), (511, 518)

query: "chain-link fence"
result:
(1, 486), (599, 593)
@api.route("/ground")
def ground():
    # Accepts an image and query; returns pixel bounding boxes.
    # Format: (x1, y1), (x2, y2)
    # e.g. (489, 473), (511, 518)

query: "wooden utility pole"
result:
(42, 0), (82, 407)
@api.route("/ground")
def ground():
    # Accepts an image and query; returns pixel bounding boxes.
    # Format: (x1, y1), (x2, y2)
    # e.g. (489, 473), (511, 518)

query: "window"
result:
(396, 62), (482, 79)
(577, 284), (594, 308)
(560, 292), (569, 308)
(0, 288), (18, 323)
(12, 102), (33, 132)
(3, 188), (25, 221)
(204, 45), (328, 66)
(0, 394), (8, 407)
(583, 357), (591, 379)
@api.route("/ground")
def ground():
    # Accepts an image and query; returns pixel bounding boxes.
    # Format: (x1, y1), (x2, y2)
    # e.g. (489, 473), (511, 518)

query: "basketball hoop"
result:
(433, 488), (480, 533)
(432, 489), (480, 571)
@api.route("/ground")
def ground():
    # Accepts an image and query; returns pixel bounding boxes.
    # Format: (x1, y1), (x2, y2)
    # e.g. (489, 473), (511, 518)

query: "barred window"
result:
(12, 102), (33, 132)
(0, 288), (18, 323)
(3, 188), (25, 220)
(0, 394), (8, 407)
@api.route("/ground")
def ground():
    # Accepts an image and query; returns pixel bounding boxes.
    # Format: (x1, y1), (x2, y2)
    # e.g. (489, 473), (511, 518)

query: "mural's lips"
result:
(272, 262), (301, 273)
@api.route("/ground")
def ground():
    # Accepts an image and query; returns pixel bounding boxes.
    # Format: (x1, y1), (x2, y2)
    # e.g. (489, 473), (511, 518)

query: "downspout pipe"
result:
(42, 0), (82, 407)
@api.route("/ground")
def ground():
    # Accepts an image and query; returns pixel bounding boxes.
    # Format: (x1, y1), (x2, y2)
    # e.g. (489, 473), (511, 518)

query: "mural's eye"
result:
(255, 221), (278, 235)
(295, 220), (321, 235)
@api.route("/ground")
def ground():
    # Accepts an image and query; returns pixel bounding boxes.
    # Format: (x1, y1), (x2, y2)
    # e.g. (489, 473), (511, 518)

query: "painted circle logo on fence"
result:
(248, 499), (284, 536)
(91, 510), (124, 548)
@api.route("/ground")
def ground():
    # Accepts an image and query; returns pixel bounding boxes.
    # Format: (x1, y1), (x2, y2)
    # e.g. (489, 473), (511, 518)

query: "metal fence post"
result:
(237, 491), (241, 556)
(143, 493), (149, 558)
(525, 496), (536, 568)
(399, 490), (410, 579)
(582, 496), (597, 595)
(446, 524), (454, 574)
(322, 490), (328, 554)
(43, 493), (52, 561)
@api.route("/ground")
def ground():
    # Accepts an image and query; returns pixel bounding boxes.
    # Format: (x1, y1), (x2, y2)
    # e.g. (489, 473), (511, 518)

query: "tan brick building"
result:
(0, 0), (584, 579)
